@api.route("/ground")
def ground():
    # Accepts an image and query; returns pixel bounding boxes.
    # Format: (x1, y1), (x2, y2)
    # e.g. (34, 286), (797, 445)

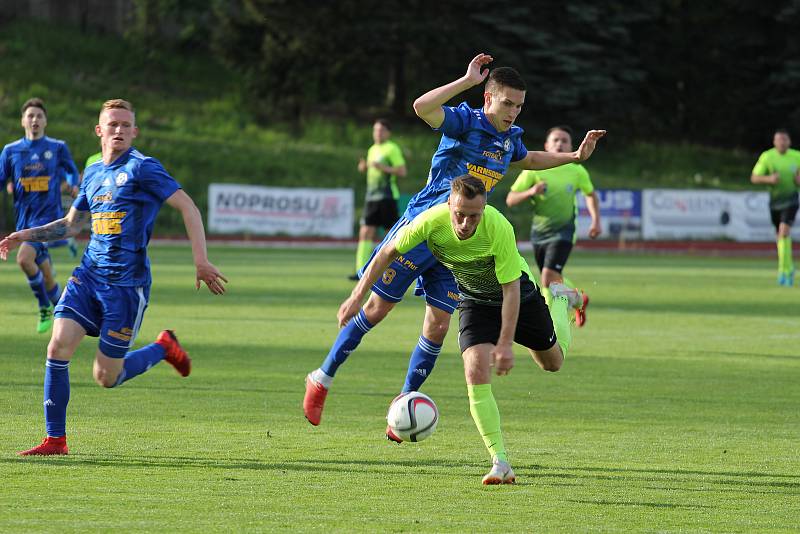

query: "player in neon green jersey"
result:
(350, 119), (406, 280)
(751, 128), (800, 286)
(338, 175), (583, 485)
(506, 125), (600, 325)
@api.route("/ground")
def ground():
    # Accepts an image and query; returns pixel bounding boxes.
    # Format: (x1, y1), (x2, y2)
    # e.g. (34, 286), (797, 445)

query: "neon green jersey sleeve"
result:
(510, 170), (539, 192)
(752, 151), (771, 176)
(394, 205), (445, 254)
(575, 164), (594, 195)
(385, 141), (406, 168)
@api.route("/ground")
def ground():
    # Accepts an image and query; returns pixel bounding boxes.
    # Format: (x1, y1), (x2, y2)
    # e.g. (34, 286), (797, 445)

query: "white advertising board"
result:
(208, 184), (354, 238)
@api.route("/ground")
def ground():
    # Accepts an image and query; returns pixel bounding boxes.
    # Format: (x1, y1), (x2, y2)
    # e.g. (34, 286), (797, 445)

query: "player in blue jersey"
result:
(304, 53), (605, 440)
(0, 98), (80, 333)
(0, 99), (227, 456)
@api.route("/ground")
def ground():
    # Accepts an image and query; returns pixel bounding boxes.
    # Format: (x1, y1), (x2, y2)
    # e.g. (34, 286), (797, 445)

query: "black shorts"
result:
(533, 240), (573, 273)
(457, 293), (556, 353)
(361, 198), (399, 229)
(770, 205), (799, 231)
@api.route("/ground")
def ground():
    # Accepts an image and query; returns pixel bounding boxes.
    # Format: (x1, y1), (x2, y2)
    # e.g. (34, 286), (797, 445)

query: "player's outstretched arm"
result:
(506, 182), (547, 207)
(514, 130), (607, 171)
(338, 241), (398, 327)
(0, 207), (88, 260)
(413, 53), (493, 129)
(166, 189), (228, 295)
(492, 279), (520, 376)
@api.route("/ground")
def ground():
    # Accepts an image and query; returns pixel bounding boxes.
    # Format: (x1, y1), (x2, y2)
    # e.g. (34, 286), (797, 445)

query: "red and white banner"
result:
(208, 184), (354, 238)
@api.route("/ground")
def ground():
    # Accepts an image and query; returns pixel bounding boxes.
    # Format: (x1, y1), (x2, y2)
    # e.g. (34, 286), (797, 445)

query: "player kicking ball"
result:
(337, 175), (582, 484)
(0, 99), (227, 456)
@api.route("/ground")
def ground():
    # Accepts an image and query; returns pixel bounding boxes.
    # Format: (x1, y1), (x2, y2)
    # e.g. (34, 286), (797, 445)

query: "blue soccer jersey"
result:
(404, 102), (528, 218)
(74, 148), (180, 286)
(0, 136), (79, 230)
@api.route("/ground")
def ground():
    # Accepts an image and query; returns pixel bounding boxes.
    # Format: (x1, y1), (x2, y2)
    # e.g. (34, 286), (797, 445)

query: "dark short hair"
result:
(451, 175), (487, 199)
(485, 67), (526, 93)
(546, 125), (573, 138)
(21, 97), (47, 117)
(775, 128), (791, 137)
(374, 118), (391, 131)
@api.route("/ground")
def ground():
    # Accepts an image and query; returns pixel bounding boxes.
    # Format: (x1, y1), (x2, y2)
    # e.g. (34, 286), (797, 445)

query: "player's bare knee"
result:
(46, 338), (70, 360)
(542, 358), (562, 372)
(363, 295), (394, 324)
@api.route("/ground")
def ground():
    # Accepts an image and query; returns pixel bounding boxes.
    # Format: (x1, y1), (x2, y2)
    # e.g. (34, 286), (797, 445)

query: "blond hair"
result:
(100, 99), (135, 120)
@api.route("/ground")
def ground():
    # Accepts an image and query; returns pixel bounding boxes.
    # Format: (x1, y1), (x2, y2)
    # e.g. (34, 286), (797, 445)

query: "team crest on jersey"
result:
(44, 150), (53, 160)
(503, 139), (512, 152)
(115, 172), (128, 186)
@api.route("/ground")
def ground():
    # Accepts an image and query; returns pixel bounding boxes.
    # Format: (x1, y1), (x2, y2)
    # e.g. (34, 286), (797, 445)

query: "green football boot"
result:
(37, 305), (54, 334)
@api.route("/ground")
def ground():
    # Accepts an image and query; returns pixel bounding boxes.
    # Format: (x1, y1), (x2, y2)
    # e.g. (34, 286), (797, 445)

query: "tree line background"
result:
(2, 0), (800, 151)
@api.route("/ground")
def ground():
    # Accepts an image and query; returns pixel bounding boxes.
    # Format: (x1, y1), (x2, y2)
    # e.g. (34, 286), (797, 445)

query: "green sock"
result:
(356, 239), (373, 272)
(782, 236), (795, 273)
(467, 384), (507, 462)
(541, 285), (552, 307)
(550, 296), (572, 357)
(777, 238), (785, 274)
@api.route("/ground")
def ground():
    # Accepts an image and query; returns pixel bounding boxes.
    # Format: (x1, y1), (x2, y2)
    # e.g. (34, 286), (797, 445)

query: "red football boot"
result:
(18, 436), (68, 456)
(575, 292), (590, 328)
(303, 374), (328, 426)
(156, 330), (191, 377)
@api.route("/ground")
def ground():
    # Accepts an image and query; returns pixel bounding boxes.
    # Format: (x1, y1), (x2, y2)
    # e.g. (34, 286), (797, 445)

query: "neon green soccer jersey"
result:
(752, 148), (800, 209)
(84, 152), (102, 169)
(394, 203), (537, 305)
(510, 163), (594, 244)
(365, 140), (405, 202)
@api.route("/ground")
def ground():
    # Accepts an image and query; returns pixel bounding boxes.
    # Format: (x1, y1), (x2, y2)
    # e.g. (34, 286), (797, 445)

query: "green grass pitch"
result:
(1, 245), (798, 532)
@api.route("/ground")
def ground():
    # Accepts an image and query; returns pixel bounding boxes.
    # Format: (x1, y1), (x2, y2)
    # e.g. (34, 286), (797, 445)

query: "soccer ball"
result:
(386, 392), (439, 442)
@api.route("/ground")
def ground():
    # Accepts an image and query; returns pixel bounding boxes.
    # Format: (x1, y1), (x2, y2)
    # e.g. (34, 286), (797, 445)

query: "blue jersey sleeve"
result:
(435, 102), (472, 138)
(59, 143), (80, 187)
(72, 178), (90, 211)
(140, 158), (181, 202)
(0, 146), (8, 186)
(511, 136), (528, 163)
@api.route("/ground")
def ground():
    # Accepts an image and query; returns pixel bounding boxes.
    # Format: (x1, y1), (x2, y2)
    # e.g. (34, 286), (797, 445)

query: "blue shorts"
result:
(358, 217), (460, 314)
(24, 241), (51, 266)
(54, 266), (150, 358)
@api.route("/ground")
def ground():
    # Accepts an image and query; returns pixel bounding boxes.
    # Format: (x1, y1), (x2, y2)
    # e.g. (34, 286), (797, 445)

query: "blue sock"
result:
(44, 359), (70, 438)
(320, 310), (373, 377)
(27, 270), (50, 308)
(402, 335), (442, 392)
(113, 343), (166, 387)
(47, 283), (61, 305)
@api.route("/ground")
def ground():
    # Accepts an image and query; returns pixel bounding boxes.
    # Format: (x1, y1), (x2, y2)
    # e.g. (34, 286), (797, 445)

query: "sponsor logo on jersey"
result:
(44, 150), (53, 160)
(115, 172), (128, 186)
(102, 177), (111, 186)
(466, 163), (504, 192)
(20, 175), (50, 192)
(482, 150), (504, 161)
(31, 153), (39, 161)
(93, 191), (114, 203)
(24, 162), (45, 172)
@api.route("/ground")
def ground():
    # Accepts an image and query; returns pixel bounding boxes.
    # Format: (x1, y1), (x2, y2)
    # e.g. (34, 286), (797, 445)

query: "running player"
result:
(0, 98), (80, 333)
(750, 128), (800, 286)
(506, 125), (601, 325)
(304, 53), (604, 439)
(339, 175), (581, 483)
(350, 119), (406, 280)
(0, 99), (228, 456)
